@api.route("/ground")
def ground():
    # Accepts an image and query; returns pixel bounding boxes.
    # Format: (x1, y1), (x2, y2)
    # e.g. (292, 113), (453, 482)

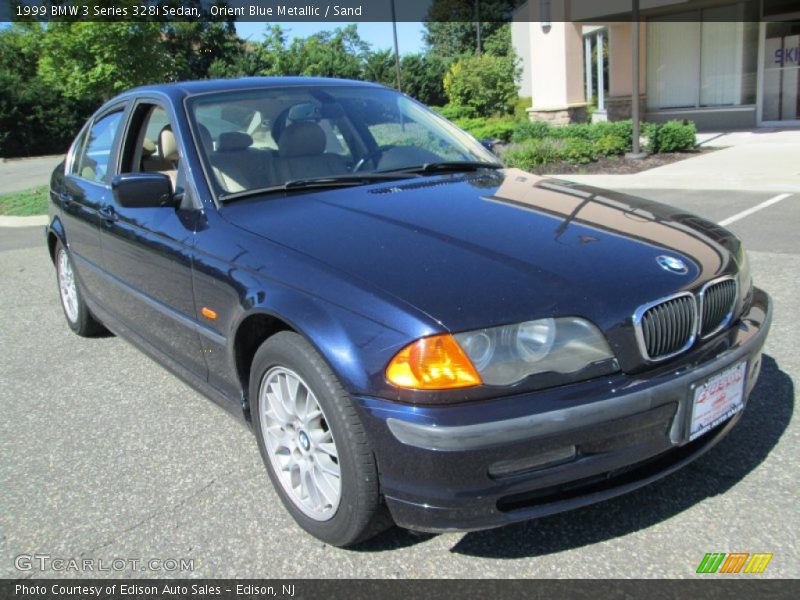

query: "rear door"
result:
(59, 106), (126, 302)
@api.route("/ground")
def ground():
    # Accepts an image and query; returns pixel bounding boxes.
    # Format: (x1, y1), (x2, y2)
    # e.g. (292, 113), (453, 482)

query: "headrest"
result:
(159, 126), (178, 162)
(197, 124), (213, 154)
(278, 122), (326, 158)
(141, 138), (156, 157)
(217, 131), (253, 152)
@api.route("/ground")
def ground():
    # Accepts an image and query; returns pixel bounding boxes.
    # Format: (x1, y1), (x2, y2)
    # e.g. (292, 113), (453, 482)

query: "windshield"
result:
(186, 85), (499, 199)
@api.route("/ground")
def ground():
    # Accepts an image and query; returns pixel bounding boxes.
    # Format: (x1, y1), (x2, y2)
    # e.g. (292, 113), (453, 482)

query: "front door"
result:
(98, 100), (207, 379)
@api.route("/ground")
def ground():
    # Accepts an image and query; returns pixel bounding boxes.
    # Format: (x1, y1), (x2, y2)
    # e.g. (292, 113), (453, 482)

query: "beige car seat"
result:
(275, 122), (348, 182)
(209, 131), (278, 193)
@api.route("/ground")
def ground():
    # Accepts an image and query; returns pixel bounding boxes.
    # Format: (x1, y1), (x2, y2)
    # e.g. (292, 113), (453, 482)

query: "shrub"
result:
(437, 104), (478, 120)
(593, 133), (630, 157)
(500, 117), (698, 171)
(452, 117), (486, 131)
(561, 137), (596, 163)
(590, 120), (633, 141)
(443, 54), (519, 116)
(547, 123), (593, 140)
(655, 120), (696, 152)
(503, 139), (563, 170)
(641, 122), (660, 153)
(510, 119), (551, 142)
(464, 117), (517, 142)
(513, 96), (532, 120)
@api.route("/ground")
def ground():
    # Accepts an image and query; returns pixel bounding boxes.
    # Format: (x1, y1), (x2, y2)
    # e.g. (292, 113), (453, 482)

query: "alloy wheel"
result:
(57, 248), (79, 323)
(258, 366), (341, 521)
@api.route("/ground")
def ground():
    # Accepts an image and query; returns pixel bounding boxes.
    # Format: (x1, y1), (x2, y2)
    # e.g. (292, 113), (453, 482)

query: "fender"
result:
(46, 216), (67, 262)
(228, 277), (427, 399)
(191, 208), (442, 405)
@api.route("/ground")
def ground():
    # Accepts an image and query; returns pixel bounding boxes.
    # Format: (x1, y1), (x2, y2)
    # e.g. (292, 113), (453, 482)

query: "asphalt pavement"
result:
(0, 188), (797, 578)
(0, 156), (63, 194)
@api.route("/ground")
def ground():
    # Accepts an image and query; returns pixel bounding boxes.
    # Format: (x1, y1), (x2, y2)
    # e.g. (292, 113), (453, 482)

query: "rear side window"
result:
(73, 111), (124, 184)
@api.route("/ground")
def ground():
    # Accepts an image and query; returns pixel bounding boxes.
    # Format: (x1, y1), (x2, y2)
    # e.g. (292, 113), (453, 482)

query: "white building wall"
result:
(511, 18), (532, 97)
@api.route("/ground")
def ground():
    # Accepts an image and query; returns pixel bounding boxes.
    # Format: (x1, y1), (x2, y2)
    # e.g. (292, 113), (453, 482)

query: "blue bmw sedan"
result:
(47, 78), (771, 546)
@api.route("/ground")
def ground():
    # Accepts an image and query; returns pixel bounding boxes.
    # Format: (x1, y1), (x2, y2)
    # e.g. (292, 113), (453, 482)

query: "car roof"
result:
(124, 77), (386, 101)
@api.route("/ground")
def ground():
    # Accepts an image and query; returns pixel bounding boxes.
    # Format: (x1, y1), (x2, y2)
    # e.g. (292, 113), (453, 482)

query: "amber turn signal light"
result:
(386, 334), (482, 390)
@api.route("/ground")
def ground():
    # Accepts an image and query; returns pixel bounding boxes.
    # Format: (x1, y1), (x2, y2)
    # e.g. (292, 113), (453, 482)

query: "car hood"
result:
(221, 169), (739, 334)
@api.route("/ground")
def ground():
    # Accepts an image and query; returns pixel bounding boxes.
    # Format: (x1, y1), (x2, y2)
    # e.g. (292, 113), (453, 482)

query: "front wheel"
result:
(54, 241), (106, 337)
(250, 332), (392, 546)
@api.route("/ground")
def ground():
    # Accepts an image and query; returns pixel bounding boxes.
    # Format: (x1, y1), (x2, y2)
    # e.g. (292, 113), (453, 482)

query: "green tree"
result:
(162, 21), (243, 81)
(443, 53), (519, 115)
(253, 25), (295, 76)
(424, 0), (521, 59)
(363, 49), (396, 86)
(157, 0), (241, 80)
(207, 24), (394, 84)
(483, 23), (513, 56)
(286, 25), (369, 79)
(38, 22), (170, 101)
(0, 24), (93, 157)
(0, 22), (42, 81)
(400, 54), (449, 106)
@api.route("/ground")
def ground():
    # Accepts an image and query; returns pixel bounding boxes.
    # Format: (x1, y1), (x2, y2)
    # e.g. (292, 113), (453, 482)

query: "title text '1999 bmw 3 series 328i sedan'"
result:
(47, 78), (772, 546)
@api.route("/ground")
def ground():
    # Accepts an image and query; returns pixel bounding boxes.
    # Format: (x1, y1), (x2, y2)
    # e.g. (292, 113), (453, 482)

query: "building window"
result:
(762, 21), (800, 122)
(647, 4), (758, 111)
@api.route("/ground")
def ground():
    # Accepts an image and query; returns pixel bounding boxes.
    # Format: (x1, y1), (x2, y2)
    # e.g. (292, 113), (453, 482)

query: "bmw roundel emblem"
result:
(656, 255), (689, 275)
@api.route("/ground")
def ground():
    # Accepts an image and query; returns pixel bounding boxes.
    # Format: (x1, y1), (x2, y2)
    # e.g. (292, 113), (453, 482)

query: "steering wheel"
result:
(353, 145), (395, 172)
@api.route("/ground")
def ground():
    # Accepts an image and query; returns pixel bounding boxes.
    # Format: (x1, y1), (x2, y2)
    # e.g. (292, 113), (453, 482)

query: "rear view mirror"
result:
(111, 173), (174, 208)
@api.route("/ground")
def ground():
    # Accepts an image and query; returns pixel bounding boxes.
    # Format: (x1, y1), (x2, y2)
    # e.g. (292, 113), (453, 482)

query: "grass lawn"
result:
(0, 186), (49, 216)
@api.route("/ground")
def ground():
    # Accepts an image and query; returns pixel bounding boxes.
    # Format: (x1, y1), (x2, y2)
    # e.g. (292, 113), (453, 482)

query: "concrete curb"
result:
(0, 215), (48, 228)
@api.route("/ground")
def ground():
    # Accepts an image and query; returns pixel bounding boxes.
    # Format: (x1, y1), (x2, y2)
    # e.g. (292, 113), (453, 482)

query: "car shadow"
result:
(355, 354), (793, 556)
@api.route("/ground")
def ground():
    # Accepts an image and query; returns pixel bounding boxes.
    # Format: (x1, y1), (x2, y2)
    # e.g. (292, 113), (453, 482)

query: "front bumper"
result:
(353, 288), (772, 533)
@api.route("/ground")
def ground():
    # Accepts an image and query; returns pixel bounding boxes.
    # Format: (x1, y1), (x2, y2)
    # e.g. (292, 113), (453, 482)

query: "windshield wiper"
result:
(283, 173), (417, 190)
(377, 161), (504, 175)
(219, 173), (416, 203)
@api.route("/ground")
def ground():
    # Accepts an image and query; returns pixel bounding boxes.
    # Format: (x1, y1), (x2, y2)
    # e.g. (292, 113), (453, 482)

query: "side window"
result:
(67, 127), (89, 176)
(74, 111), (123, 184)
(122, 105), (182, 192)
(142, 107), (171, 154)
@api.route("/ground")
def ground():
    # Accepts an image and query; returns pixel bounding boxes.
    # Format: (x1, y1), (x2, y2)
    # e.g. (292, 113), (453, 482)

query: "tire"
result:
(250, 331), (392, 546)
(54, 241), (106, 337)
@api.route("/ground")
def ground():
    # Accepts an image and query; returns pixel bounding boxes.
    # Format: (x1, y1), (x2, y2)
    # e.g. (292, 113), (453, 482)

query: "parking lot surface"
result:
(0, 156), (63, 194)
(0, 187), (797, 578)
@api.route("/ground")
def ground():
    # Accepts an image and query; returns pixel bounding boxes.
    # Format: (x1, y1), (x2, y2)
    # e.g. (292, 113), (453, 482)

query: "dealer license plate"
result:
(690, 362), (746, 441)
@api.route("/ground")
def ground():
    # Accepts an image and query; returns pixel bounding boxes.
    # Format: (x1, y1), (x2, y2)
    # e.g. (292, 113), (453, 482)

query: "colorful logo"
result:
(696, 553), (773, 574)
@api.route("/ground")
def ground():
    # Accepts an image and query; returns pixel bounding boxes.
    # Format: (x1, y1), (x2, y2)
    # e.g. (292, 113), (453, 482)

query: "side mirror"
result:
(111, 173), (174, 208)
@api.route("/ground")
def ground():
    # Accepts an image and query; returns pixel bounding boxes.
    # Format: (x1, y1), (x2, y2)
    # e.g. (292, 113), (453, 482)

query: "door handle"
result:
(98, 205), (118, 223)
(58, 191), (74, 205)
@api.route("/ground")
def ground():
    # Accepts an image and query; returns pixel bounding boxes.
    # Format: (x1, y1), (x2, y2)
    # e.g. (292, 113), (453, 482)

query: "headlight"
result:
(385, 318), (616, 390)
(454, 317), (615, 386)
